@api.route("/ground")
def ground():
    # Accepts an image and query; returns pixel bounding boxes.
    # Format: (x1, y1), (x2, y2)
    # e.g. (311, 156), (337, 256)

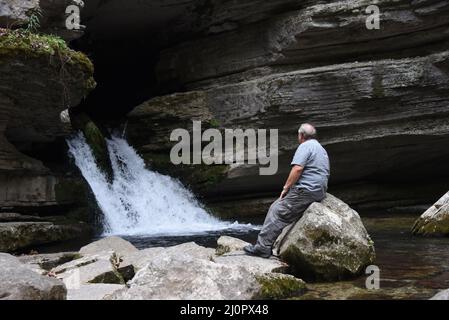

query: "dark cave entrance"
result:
(70, 35), (161, 123)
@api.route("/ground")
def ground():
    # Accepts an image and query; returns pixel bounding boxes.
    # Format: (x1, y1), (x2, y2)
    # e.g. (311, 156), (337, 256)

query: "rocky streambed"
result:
(2, 194), (449, 300)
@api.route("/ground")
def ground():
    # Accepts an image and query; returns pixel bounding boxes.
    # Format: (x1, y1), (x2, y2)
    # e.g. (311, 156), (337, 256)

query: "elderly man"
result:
(244, 123), (330, 258)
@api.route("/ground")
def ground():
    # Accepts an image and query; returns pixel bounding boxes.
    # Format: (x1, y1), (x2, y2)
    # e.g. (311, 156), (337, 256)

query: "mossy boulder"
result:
(215, 235), (250, 256)
(274, 194), (376, 281)
(412, 191), (449, 236)
(0, 28), (94, 77)
(69, 111), (113, 182)
(255, 274), (306, 300)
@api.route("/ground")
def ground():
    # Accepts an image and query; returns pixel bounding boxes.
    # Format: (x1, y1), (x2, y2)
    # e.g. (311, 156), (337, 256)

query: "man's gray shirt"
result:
(291, 139), (330, 200)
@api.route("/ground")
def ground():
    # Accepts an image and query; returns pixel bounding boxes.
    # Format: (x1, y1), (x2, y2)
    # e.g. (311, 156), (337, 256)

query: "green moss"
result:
(72, 253), (83, 260)
(143, 152), (229, 190)
(84, 121), (111, 175)
(0, 28), (94, 75)
(255, 274), (306, 300)
(208, 118), (221, 128)
(89, 270), (125, 285)
(70, 112), (113, 181)
(412, 217), (449, 236)
(215, 245), (231, 256)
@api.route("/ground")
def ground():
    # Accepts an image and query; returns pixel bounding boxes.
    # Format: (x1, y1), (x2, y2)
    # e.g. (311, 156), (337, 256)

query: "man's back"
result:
(291, 139), (330, 200)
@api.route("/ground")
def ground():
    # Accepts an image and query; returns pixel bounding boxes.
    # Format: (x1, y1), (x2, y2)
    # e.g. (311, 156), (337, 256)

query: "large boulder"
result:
(273, 194), (375, 281)
(109, 253), (260, 300)
(412, 191), (449, 236)
(109, 249), (304, 300)
(119, 242), (215, 275)
(0, 253), (66, 300)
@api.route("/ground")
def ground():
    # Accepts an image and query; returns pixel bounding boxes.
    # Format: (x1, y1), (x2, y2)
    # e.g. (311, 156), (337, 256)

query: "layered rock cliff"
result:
(0, 26), (95, 250)
(120, 0), (449, 215)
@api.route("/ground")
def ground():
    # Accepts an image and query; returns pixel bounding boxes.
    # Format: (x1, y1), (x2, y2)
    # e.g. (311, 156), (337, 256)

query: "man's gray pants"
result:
(254, 187), (319, 255)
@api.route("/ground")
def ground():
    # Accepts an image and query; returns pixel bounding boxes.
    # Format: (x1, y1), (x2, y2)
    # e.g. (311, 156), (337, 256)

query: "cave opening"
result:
(70, 35), (161, 123)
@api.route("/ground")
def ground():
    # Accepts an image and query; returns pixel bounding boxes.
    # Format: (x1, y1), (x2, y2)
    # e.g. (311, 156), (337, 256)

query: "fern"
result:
(26, 7), (43, 33)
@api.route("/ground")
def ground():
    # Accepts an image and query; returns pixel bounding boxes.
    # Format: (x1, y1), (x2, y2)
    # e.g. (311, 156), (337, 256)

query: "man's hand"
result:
(279, 165), (303, 200)
(279, 187), (289, 199)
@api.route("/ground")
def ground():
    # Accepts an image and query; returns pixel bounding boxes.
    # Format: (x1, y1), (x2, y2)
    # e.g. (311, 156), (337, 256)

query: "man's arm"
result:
(279, 165), (304, 199)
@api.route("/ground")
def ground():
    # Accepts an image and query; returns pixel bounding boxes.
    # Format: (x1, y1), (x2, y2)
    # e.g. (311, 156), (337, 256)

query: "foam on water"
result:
(67, 133), (257, 236)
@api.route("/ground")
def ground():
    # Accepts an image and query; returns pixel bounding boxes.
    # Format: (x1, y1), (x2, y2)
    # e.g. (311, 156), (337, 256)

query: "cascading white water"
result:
(67, 132), (256, 236)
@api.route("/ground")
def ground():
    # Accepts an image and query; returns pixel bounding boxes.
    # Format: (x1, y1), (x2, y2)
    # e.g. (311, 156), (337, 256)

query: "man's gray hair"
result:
(298, 123), (317, 140)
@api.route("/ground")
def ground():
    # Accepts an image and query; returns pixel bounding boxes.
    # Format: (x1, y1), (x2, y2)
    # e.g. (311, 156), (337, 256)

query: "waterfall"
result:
(67, 132), (255, 236)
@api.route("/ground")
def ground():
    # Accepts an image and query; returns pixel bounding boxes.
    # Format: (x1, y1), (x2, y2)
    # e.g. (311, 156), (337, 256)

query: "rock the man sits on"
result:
(244, 123), (330, 258)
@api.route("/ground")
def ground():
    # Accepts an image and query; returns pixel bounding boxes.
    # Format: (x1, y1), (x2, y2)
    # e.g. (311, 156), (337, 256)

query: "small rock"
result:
(255, 273), (306, 300)
(79, 236), (138, 257)
(0, 253), (66, 300)
(216, 236), (250, 255)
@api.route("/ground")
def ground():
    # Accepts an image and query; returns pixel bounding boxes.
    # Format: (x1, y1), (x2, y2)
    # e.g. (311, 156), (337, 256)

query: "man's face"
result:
(298, 134), (304, 144)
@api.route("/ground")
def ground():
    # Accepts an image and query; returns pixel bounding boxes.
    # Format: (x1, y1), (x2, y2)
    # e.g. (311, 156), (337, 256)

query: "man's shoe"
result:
(243, 245), (271, 259)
